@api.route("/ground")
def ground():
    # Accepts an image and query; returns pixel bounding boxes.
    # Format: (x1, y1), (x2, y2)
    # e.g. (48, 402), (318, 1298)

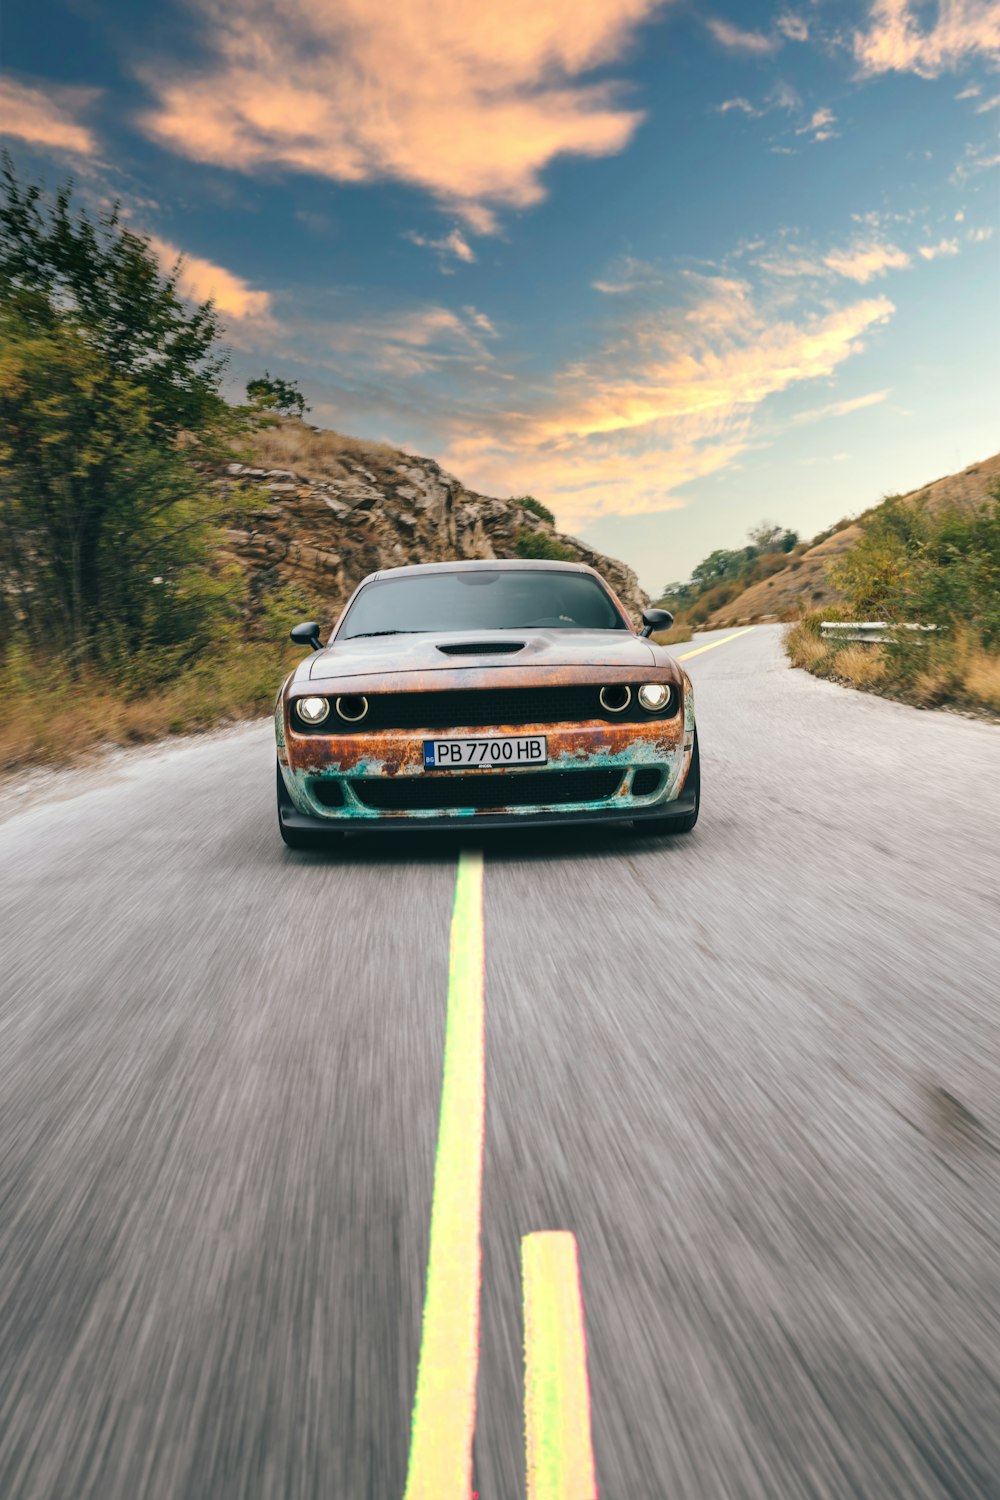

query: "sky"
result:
(1, 0), (998, 591)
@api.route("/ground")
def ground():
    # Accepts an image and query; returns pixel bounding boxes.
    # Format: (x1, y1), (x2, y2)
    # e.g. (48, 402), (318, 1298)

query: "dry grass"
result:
(652, 623), (694, 647)
(0, 641), (299, 773)
(247, 418), (404, 483)
(785, 621), (830, 672)
(962, 648), (1000, 712)
(785, 618), (1000, 717)
(828, 643), (888, 690)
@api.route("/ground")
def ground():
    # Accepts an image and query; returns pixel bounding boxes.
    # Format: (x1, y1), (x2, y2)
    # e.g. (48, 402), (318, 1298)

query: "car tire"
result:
(640, 730), (700, 835)
(276, 762), (341, 850)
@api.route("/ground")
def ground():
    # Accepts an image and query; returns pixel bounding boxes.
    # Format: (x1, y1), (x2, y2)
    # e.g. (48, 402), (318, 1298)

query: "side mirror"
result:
(290, 621), (323, 652)
(640, 607), (674, 638)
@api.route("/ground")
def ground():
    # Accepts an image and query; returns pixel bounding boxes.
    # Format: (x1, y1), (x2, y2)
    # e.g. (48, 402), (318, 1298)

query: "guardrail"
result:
(820, 622), (942, 643)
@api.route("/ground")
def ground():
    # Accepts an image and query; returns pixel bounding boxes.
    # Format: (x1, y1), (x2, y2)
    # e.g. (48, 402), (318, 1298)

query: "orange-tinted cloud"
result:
(139, 0), (667, 226)
(147, 236), (271, 320)
(791, 389), (890, 424)
(0, 77), (98, 155)
(855, 0), (1000, 77)
(823, 241), (911, 281)
(442, 276), (894, 522)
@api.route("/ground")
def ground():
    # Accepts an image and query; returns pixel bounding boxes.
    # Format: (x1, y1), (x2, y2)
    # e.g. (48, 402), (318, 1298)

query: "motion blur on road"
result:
(2, 624), (999, 1498)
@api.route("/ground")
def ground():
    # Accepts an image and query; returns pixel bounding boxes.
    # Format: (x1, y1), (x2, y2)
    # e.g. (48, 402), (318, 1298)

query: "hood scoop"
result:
(436, 640), (526, 656)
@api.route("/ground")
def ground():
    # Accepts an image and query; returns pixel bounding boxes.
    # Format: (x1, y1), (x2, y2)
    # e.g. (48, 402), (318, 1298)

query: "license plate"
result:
(423, 735), (547, 769)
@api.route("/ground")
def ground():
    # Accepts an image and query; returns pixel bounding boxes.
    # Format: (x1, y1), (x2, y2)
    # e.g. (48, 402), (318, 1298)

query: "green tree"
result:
(246, 371), (308, 417)
(833, 491), (1000, 644)
(0, 158), (244, 671)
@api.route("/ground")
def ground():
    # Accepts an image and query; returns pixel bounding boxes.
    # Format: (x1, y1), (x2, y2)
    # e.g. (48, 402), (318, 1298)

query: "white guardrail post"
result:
(819, 622), (942, 643)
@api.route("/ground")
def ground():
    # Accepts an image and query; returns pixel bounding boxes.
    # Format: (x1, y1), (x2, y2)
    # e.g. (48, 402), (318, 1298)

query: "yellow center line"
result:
(404, 849), (485, 1500)
(522, 1232), (598, 1500)
(677, 627), (752, 661)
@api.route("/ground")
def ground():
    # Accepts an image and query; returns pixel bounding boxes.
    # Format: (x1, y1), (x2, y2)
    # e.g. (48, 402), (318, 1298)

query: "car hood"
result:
(307, 628), (660, 681)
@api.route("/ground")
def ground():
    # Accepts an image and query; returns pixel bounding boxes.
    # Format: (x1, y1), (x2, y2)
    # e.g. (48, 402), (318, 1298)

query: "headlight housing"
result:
(295, 695), (330, 725)
(638, 682), (673, 712)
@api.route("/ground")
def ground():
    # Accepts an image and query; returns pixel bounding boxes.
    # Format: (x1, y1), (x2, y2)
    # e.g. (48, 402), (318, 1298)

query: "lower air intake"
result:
(631, 767), (664, 796)
(351, 768), (623, 811)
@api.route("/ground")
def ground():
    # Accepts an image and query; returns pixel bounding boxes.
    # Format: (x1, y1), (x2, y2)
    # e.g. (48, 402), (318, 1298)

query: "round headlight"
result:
(638, 682), (671, 712)
(296, 695), (330, 725)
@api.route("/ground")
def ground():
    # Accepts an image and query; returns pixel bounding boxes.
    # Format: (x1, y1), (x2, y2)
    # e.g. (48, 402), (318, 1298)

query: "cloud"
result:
(592, 256), (665, 294)
(968, 224), (994, 239)
(443, 275), (894, 523)
(953, 140), (1000, 177)
(956, 83), (982, 96)
(792, 389), (890, 423)
(311, 304), (499, 377)
(776, 12), (810, 41)
(147, 236), (272, 320)
(406, 228), (476, 266)
(706, 16), (780, 53)
(976, 92), (1000, 110)
(823, 240), (911, 281)
(715, 81), (800, 121)
(917, 237), (960, 257)
(138, 0), (667, 227)
(716, 97), (761, 116)
(796, 106), (839, 142)
(854, 0), (1000, 78)
(0, 77), (99, 155)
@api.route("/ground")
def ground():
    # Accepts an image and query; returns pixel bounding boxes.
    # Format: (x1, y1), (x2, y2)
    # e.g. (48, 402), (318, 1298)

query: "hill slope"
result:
(220, 419), (647, 626)
(708, 450), (1000, 626)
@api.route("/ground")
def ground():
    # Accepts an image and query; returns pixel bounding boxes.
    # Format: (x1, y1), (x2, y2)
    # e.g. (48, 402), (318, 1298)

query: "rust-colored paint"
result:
(277, 574), (695, 822)
(285, 716), (683, 777)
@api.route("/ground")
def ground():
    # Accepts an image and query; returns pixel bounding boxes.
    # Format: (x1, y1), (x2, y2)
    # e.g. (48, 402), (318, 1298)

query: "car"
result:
(274, 559), (699, 847)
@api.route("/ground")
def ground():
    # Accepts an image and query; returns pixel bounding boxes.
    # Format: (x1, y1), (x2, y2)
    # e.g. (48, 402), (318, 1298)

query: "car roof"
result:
(361, 558), (599, 584)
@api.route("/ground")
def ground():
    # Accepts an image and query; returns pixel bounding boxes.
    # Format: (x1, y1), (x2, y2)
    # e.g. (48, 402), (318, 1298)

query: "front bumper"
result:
(277, 716), (695, 832)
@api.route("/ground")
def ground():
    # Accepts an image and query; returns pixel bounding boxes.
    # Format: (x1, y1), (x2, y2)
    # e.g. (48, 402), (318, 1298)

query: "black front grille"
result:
(350, 769), (624, 811)
(296, 684), (677, 732)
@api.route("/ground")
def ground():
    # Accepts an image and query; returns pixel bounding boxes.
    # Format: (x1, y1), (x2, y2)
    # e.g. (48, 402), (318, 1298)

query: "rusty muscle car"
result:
(275, 560), (698, 846)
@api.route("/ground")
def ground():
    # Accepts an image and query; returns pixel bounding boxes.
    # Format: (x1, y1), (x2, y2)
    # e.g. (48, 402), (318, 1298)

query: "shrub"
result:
(514, 527), (576, 562)
(512, 495), (556, 526)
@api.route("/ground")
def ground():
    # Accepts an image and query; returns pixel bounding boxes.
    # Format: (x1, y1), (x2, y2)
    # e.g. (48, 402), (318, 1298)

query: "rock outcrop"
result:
(218, 418), (647, 629)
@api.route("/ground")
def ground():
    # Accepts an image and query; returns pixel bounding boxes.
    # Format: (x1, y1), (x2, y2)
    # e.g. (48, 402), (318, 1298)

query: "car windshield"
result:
(338, 569), (627, 637)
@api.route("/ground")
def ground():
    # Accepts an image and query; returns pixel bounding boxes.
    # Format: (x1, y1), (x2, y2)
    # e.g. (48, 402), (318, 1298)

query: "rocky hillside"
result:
(219, 418), (646, 629)
(708, 450), (1000, 626)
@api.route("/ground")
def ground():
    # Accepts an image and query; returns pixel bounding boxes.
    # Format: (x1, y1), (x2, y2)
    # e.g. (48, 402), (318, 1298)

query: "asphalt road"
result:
(2, 624), (999, 1499)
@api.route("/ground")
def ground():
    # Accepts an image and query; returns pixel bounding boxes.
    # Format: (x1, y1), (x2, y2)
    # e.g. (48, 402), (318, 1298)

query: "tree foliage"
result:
(658, 520), (800, 624)
(246, 371), (308, 417)
(0, 157), (245, 674)
(832, 492), (1000, 646)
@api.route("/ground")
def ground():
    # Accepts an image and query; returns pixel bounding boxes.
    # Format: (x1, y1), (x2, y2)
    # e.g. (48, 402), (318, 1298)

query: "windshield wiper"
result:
(349, 629), (431, 639)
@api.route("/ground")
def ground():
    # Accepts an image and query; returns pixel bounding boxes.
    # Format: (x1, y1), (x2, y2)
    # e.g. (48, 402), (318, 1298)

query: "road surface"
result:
(1, 625), (999, 1499)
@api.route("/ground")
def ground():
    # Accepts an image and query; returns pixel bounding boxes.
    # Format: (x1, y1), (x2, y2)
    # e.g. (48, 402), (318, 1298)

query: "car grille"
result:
(296, 685), (676, 732)
(350, 768), (624, 811)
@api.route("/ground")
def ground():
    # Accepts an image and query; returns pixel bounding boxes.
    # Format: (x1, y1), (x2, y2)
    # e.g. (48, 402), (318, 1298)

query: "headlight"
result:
(638, 682), (672, 712)
(296, 695), (330, 724)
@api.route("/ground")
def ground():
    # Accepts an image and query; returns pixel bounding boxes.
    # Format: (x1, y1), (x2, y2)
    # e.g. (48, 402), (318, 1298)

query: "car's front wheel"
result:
(641, 731), (700, 835)
(276, 762), (341, 850)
